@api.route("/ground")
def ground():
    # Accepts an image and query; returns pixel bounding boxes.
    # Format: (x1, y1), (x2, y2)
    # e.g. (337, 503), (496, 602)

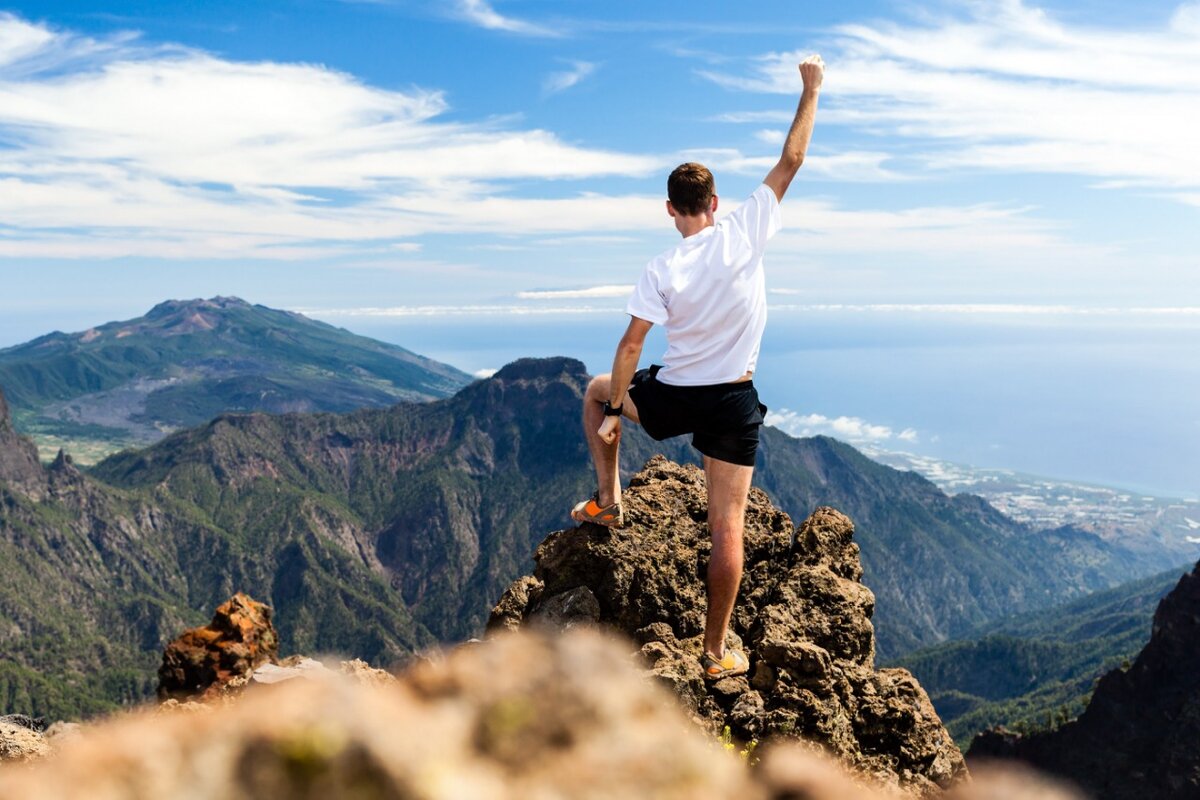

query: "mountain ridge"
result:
(1, 357), (1188, 719)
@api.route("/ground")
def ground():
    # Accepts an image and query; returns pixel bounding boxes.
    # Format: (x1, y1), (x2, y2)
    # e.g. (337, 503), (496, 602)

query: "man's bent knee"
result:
(586, 374), (612, 401)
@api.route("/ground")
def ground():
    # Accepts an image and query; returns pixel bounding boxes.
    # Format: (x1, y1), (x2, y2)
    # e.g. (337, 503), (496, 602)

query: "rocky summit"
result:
(489, 455), (966, 795)
(969, 560), (1200, 799)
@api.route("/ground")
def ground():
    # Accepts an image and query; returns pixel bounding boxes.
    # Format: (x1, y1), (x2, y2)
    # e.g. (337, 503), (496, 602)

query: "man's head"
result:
(667, 162), (716, 218)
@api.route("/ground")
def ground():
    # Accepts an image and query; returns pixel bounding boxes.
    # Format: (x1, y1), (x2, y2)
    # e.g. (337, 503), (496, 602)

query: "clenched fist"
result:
(800, 54), (824, 91)
(598, 415), (621, 445)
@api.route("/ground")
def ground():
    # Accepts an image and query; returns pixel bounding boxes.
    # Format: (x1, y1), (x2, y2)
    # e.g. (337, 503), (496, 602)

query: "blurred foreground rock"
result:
(0, 629), (1084, 799)
(157, 592), (279, 701)
(491, 456), (965, 795)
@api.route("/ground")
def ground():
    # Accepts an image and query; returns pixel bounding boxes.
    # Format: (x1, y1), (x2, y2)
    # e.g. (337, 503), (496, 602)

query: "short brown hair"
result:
(667, 162), (715, 216)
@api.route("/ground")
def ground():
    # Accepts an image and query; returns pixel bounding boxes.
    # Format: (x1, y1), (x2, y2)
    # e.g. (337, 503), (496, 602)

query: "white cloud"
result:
(454, 0), (557, 37)
(754, 129), (785, 146)
(766, 304), (1200, 316)
(297, 302), (1200, 321)
(686, 147), (906, 182)
(473, 368), (499, 379)
(766, 408), (917, 444)
(298, 304), (620, 317)
(706, 1), (1200, 198)
(0, 15), (656, 259)
(517, 285), (633, 299)
(543, 60), (597, 95)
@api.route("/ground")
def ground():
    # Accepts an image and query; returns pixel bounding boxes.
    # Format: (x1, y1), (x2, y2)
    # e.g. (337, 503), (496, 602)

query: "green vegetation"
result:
(719, 726), (760, 765)
(1, 354), (1190, 724)
(894, 566), (1188, 745)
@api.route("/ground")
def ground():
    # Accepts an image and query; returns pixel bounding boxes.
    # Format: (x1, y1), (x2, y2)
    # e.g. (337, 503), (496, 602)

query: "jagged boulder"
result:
(157, 593), (279, 701)
(489, 456), (965, 795)
(968, 561), (1200, 799)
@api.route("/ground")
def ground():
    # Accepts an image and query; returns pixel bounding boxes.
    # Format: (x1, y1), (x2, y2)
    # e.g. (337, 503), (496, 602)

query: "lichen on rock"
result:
(489, 455), (966, 794)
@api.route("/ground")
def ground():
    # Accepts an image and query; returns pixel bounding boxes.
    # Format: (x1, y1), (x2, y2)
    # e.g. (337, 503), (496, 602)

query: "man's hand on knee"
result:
(598, 415), (620, 444)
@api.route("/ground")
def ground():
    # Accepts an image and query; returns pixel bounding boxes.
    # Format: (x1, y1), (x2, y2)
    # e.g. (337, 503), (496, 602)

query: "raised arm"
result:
(763, 54), (824, 203)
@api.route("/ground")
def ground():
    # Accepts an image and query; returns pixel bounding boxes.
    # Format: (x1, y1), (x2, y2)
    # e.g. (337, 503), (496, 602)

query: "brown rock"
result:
(157, 592), (278, 701)
(0, 719), (48, 763)
(488, 455), (966, 795)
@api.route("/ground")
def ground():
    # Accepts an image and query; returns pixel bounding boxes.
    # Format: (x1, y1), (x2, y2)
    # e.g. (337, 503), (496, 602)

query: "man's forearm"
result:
(780, 87), (820, 169)
(608, 340), (642, 408)
(764, 55), (824, 201)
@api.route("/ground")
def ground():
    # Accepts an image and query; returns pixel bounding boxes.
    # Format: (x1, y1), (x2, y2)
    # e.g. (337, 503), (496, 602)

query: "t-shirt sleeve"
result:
(625, 263), (668, 325)
(726, 183), (782, 253)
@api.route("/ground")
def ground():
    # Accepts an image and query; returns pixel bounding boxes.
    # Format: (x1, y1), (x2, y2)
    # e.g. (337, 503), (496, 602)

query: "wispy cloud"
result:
(297, 304), (620, 317)
(543, 60), (597, 95)
(767, 408), (918, 444)
(298, 302), (1200, 320)
(685, 148), (905, 182)
(705, 1), (1200, 199)
(0, 14), (656, 259)
(517, 285), (633, 299)
(454, 0), (558, 37)
(768, 304), (1200, 316)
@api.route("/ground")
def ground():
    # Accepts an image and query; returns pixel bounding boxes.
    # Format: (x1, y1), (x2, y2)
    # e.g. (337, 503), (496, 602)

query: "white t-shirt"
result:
(625, 183), (782, 386)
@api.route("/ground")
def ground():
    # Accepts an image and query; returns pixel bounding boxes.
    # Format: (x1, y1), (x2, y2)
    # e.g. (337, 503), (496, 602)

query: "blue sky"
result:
(1, 0), (1198, 336)
(1, 1), (1198, 492)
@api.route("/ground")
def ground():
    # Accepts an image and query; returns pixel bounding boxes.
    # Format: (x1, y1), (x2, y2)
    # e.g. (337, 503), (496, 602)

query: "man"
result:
(571, 54), (824, 679)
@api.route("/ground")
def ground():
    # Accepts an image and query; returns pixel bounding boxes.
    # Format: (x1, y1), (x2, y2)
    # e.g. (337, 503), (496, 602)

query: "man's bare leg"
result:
(702, 454), (754, 658)
(581, 374), (640, 508)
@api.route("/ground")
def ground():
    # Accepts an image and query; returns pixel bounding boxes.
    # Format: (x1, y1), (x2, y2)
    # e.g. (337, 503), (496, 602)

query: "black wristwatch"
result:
(603, 401), (624, 417)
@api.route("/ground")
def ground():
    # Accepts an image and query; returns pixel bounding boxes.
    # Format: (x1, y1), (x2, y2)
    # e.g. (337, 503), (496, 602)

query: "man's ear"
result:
(711, 195), (719, 214)
(666, 200), (677, 218)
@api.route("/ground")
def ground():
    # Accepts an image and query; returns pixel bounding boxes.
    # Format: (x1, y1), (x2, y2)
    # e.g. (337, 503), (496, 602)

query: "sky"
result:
(0, 1), (1198, 492)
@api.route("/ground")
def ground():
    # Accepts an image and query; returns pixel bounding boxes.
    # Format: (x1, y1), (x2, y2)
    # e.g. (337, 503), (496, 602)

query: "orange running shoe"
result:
(701, 649), (749, 680)
(570, 492), (624, 527)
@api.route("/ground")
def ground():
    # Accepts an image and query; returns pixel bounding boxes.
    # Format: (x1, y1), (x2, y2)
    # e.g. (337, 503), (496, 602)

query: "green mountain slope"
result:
(2, 357), (1185, 720)
(894, 566), (1187, 745)
(0, 297), (470, 462)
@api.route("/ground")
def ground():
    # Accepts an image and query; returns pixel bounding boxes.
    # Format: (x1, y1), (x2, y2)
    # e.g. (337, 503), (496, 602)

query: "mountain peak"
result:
(145, 296), (251, 319)
(492, 357), (588, 384)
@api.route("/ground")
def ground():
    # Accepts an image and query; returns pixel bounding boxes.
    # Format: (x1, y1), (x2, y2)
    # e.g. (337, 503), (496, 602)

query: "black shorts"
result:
(627, 364), (767, 467)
